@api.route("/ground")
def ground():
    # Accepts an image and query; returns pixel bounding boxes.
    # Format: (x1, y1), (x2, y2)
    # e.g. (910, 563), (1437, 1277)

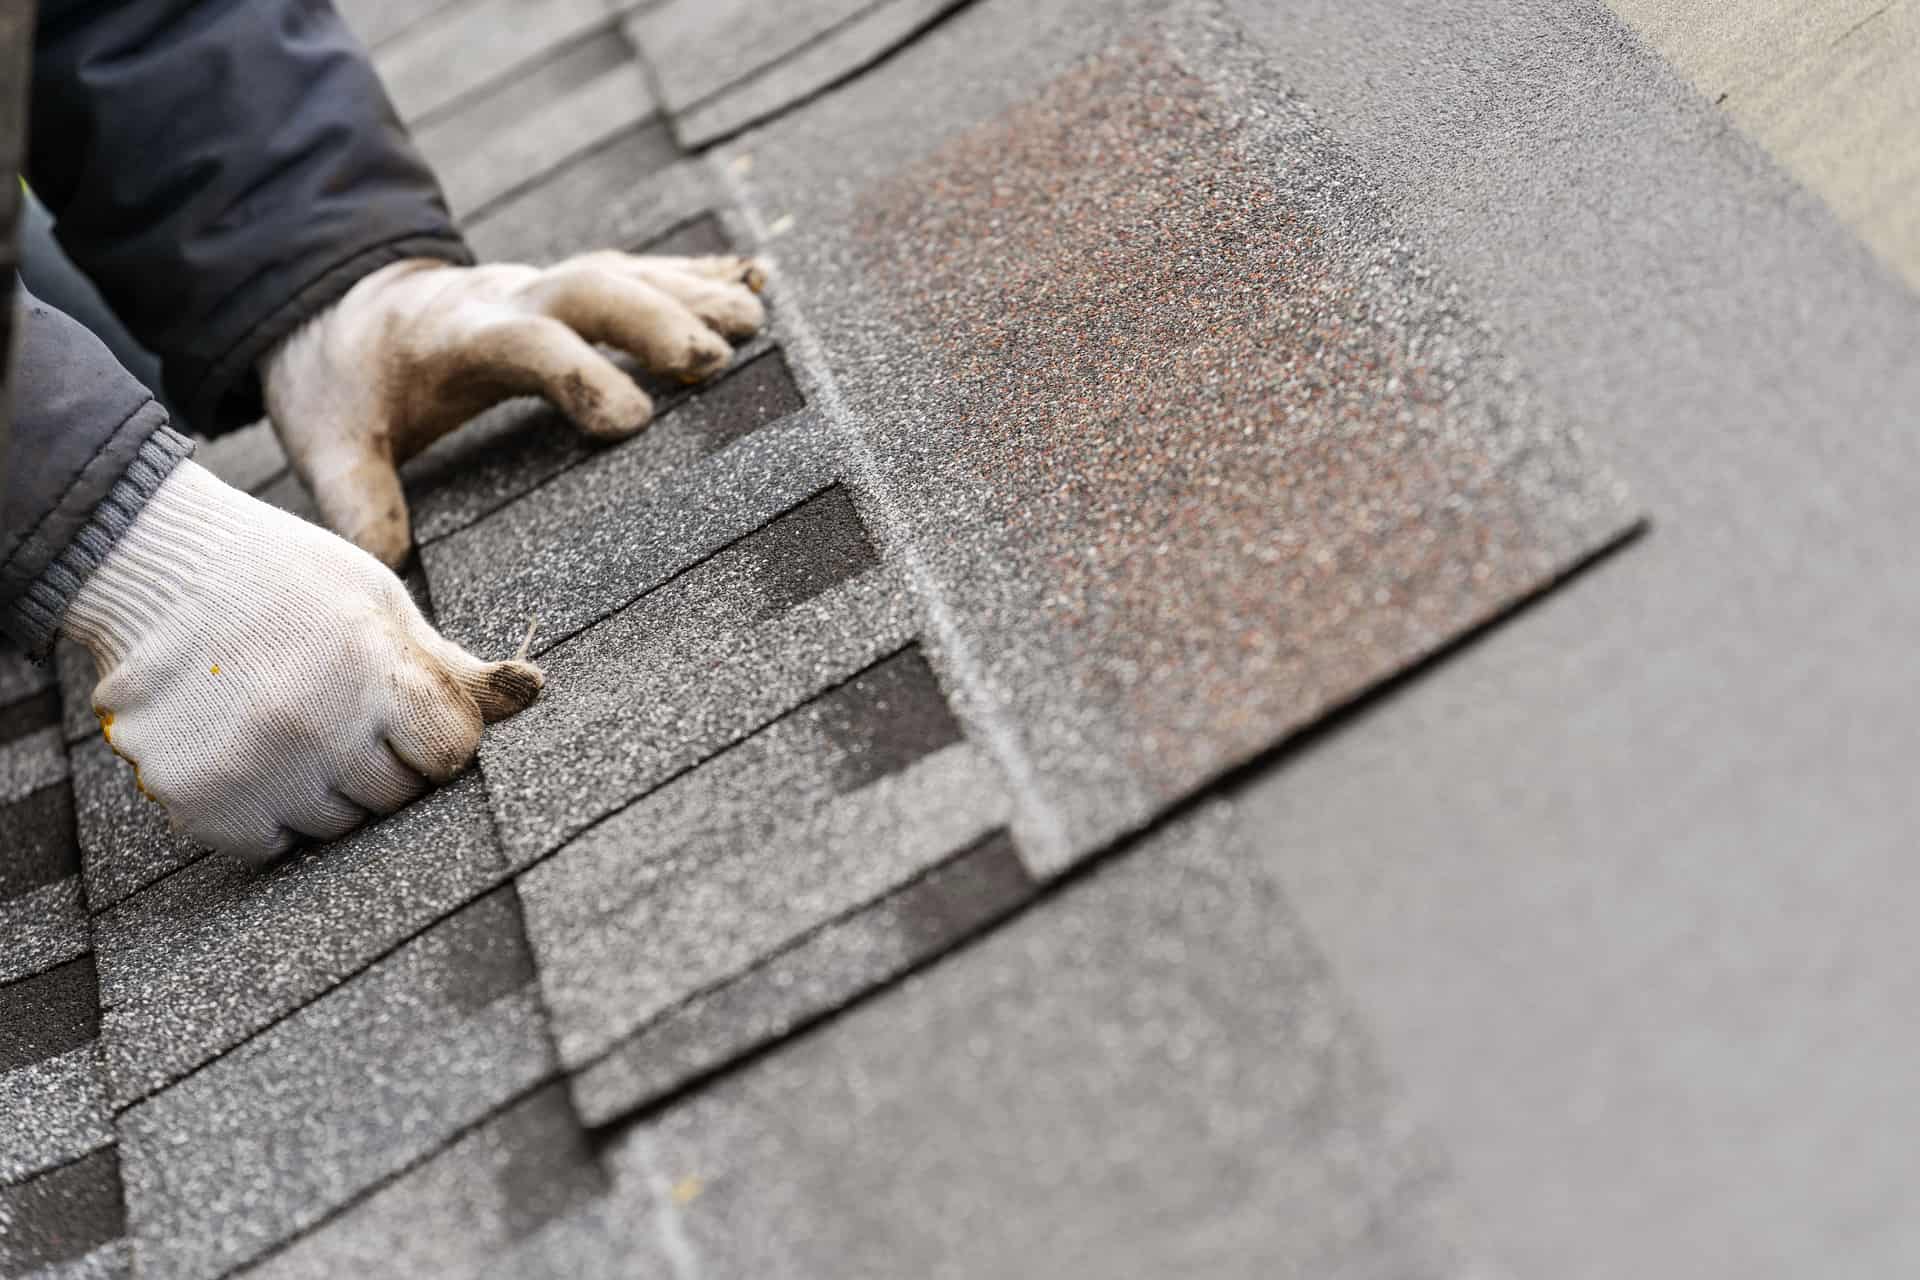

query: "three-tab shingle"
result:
(724, 12), (1639, 873)
(117, 888), (554, 1278)
(92, 772), (504, 1106)
(422, 373), (824, 657)
(523, 646), (1003, 1077)
(476, 484), (919, 863)
(16, 0), (1649, 1271)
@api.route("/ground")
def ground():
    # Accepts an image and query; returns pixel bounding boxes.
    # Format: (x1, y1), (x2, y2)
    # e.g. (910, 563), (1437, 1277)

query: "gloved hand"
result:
(261, 251), (768, 566)
(62, 459), (541, 863)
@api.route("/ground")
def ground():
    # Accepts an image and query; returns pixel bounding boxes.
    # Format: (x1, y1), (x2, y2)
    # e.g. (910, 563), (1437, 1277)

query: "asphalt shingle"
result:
(0, 955), (111, 1185)
(571, 828), (1035, 1125)
(245, 1084), (639, 1280)
(0, 649), (59, 756)
(334, 0), (460, 51)
(629, 0), (967, 146)
(116, 887), (553, 1279)
(0, 877), (88, 988)
(190, 421), (287, 497)
(0, 725), (68, 809)
(723, 2), (1638, 873)
(464, 141), (722, 265)
(477, 483), (919, 863)
(92, 772), (504, 1107)
(13, 1), (1674, 1271)
(54, 640), (96, 747)
(420, 353), (815, 656)
(402, 330), (779, 548)
(373, 0), (611, 125)
(523, 646), (1005, 1088)
(0, 1148), (128, 1279)
(0, 782), (86, 986)
(0, 1043), (112, 1187)
(413, 29), (662, 220)
(616, 800), (1470, 1276)
(0, 647), (54, 716)
(69, 737), (203, 915)
(662, 0), (966, 147)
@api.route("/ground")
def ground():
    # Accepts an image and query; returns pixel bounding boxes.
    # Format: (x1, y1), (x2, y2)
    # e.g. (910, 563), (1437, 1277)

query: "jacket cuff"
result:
(6, 425), (195, 655)
(177, 232), (474, 436)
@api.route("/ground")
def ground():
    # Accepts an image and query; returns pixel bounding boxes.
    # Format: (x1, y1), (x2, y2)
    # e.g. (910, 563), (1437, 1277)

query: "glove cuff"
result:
(62, 460), (263, 670)
(11, 424), (197, 657)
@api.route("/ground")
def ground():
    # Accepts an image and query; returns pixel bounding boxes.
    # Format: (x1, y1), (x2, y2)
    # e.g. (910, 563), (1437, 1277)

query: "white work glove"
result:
(62, 460), (542, 863)
(262, 251), (768, 566)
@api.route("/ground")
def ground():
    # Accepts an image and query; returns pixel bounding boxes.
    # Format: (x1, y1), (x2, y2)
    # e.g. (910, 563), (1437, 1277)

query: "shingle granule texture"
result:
(732, 21), (1638, 872)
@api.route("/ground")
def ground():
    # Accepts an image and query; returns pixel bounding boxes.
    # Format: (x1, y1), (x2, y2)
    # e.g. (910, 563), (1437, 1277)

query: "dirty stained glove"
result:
(62, 459), (542, 863)
(262, 251), (769, 567)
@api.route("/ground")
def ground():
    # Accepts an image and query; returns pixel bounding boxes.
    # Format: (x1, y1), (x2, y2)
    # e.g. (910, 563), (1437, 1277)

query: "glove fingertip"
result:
(473, 659), (544, 722)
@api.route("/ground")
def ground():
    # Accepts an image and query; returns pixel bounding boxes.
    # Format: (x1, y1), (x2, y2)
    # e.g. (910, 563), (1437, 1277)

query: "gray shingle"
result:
(0, 954), (98, 1075)
(464, 143), (720, 264)
(402, 332), (778, 548)
(722, 6), (1639, 874)
(571, 828), (1035, 1125)
(334, 0), (459, 50)
(0, 749), (86, 991)
(0, 782), (77, 903)
(0, 648), (58, 752)
(0, 726), (67, 807)
(374, 0), (611, 125)
(669, 0), (967, 147)
(69, 736), (204, 915)
(476, 484), (919, 864)
(630, 212), (734, 259)
(524, 646), (1003, 1080)
(54, 640), (96, 747)
(0, 954), (110, 1184)
(421, 361), (816, 657)
(253, 468), (321, 524)
(418, 39), (662, 220)
(628, 0), (871, 116)
(0, 1149), (127, 1278)
(191, 421), (287, 496)
(615, 800), (1471, 1277)
(0, 878), (88, 988)
(92, 772), (504, 1108)
(117, 887), (554, 1279)
(0, 646), (53, 710)
(0, 1044), (112, 1185)
(245, 1084), (635, 1280)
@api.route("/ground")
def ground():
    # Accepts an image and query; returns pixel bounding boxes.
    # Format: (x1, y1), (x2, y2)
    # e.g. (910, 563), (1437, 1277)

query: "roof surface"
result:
(3, 0), (1918, 1277)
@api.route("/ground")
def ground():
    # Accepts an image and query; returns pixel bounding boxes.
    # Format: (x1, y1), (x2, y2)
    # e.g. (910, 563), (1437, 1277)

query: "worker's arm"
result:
(27, 0), (467, 435)
(3, 292), (541, 862)
(5, 0), (765, 861)
(23, 0), (768, 572)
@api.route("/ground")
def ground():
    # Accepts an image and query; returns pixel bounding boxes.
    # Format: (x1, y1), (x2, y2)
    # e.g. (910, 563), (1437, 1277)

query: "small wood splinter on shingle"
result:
(515, 615), (540, 663)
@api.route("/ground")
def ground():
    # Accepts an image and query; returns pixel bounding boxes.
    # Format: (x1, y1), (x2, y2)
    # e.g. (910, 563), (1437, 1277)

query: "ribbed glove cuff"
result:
(11, 425), (196, 656)
(63, 461), (256, 669)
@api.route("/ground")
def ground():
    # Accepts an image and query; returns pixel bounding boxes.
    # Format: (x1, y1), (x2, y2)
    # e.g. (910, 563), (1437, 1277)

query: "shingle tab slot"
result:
(571, 828), (1036, 1126)
(522, 641), (1009, 1075)
(477, 479), (919, 863)
(117, 887), (554, 1279)
(93, 772), (505, 1108)
(0, 783), (79, 903)
(0, 953), (99, 1074)
(0, 1147), (127, 1275)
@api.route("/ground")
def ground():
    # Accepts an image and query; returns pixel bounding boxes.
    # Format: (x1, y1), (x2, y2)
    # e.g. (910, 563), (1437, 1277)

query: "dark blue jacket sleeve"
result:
(2, 288), (193, 653)
(26, 0), (471, 435)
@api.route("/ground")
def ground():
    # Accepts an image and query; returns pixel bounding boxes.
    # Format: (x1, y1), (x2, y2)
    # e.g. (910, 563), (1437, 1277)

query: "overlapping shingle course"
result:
(11, 0), (1644, 1272)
